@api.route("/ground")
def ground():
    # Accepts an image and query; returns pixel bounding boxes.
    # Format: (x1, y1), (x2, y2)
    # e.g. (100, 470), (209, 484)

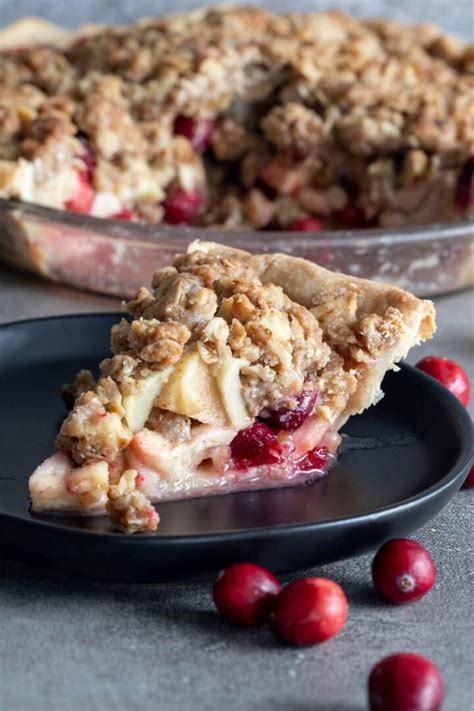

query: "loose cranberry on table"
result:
(174, 115), (215, 152)
(230, 422), (282, 469)
(260, 388), (318, 432)
(461, 462), (474, 489)
(372, 539), (436, 604)
(213, 563), (281, 626)
(271, 577), (348, 646)
(368, 653), (445, 711)
(162, 189), (203, 225)
(290, 217), (324, 232)
(415, 356), (470, 407)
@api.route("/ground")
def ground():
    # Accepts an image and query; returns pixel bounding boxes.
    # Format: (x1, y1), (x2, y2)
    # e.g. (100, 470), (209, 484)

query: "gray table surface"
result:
(1, 275), (473, 711)
(1, 2), (474, 709)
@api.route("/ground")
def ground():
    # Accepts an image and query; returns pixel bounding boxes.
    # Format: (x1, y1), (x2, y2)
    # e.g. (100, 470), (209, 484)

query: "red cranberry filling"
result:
(296, 446), (329, 473)
(65, 172), (94, 214)
(290, 217), (324, 232)
(80, 147), (95, 182)
(112, 209), (134, 221)
(260, 388), (318, 432)
(174, 115), (215, 152)
(335, 203), (367, 228)
(230, 422), (282, 470)
(454, 155), (474, 212)
(162, 189), (203, 225)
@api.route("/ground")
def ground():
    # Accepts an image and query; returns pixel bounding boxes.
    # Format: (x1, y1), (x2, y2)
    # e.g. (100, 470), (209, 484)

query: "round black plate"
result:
(0, 314), (472, 582)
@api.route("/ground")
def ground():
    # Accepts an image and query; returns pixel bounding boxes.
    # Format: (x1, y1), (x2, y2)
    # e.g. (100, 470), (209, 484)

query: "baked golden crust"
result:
(193, 241), (436, 425)
(0, 9), (472, 227)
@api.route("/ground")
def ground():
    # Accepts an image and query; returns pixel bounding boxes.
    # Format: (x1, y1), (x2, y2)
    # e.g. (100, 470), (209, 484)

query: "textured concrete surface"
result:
(0, 496), (473, 711)
(1, 1), (474, 709)
(1, 0), (473, 40)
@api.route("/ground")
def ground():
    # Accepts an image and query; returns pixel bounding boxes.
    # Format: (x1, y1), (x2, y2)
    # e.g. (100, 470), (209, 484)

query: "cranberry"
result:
(174, 115), (215, 152)
(79, 144), (95, 182)
(368, 653), (445, 711)
(339, 175), (359, 201)
(372, 539), (436, 604)
(292, 146), (308, 162)
(65, 172), (94, 214)
(162, 189), (203, 225)
(230, 422), (282, 470)
(454, 155), (474, 212)
(213, 562), (281, 626)
(462, 462), (474, 489)
(296, 446), (329, 473)
(336, 203), (367, 228)
(260, 388), (318, 432)
(290, 217), (324, 232)
(416, 356), (470, 407)
(112, 209), (134, 221)
(271, 577), (348, 646)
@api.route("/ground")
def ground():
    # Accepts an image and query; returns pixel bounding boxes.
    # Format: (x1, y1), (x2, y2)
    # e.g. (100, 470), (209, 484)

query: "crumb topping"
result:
(106, 469), (159, 533)
(57, 388), (132, 464)
(110, 318), (190, 366)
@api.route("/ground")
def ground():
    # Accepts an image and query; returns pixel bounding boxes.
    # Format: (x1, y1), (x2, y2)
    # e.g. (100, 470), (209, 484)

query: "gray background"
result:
(1, 2), (473, 710)
(1, 0), (473, 39)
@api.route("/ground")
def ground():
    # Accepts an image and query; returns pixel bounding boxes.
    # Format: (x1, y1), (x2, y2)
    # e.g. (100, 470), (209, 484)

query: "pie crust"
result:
(29, 242), (435, 532)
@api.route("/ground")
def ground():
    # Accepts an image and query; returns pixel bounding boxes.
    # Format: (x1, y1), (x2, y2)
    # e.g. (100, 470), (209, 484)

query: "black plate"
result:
(0, 314), (472, 582)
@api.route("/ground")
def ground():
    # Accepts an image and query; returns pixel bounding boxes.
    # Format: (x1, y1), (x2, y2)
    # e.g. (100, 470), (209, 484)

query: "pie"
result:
(29, 242), (436, 532)
(0, 8), (472, 231)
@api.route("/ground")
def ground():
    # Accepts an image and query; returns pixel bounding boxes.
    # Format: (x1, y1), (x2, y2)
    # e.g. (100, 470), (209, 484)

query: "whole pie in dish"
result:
(0, 8), (473, 231)
(29, 242), (435, 532)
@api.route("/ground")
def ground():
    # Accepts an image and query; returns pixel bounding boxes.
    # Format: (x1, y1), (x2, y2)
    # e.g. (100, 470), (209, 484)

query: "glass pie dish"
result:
(0, 198), (473, 299)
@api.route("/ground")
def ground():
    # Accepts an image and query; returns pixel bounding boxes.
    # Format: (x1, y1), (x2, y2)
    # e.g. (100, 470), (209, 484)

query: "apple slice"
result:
(156, 349), (228, 427)
(29, 453), (109, 513)
(122, 367), (174, 433)
(215, 355), (251, 430)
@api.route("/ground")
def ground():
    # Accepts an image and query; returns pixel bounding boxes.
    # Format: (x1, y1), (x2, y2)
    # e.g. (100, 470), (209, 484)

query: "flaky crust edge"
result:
(0, 17), (100, 50)
(190, 240), (436, 427)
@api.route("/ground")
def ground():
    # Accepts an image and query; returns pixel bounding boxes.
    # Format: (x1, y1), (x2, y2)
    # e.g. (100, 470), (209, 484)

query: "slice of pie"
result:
(29, 242), (435, 532)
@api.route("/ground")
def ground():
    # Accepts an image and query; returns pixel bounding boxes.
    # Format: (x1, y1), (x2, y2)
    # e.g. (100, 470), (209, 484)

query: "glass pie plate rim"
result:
(1, 197), (473, 299)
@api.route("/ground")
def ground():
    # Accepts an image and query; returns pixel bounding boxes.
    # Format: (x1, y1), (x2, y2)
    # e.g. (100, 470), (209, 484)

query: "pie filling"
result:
(28, 242), (435, 533)
(1, 9), (472, 230)
(30, 406), (340, 515)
